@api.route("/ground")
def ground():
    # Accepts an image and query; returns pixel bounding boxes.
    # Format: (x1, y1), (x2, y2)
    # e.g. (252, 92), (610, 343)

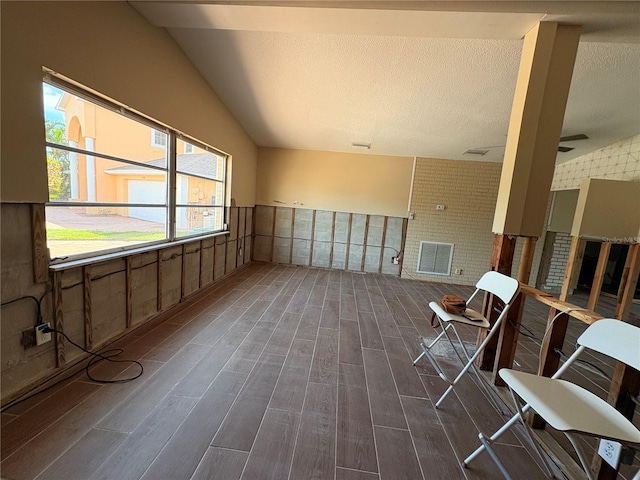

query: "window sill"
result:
(49, 231), (230, 271)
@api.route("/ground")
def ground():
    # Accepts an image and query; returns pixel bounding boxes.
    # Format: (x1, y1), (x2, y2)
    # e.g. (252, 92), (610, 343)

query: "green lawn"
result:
(47, 229), (165, 241)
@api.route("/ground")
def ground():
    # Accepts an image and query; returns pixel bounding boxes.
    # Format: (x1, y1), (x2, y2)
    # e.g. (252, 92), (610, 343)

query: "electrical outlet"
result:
(454, 268), (462, 275)
(35, 323), (52, 346)
(436, 204), (446, 211)
(598, 439), (622, 468)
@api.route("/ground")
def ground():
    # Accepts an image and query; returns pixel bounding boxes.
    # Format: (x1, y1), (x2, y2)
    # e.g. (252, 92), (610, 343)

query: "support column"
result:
(479, 22), (581, 378)
(492, 237), (537, 384)
(477, 234), (516, 370)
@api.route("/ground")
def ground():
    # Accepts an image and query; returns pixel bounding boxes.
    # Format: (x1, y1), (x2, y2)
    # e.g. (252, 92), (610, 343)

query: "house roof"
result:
(106, 153), (220, 179)
(131, 1), (640, 164)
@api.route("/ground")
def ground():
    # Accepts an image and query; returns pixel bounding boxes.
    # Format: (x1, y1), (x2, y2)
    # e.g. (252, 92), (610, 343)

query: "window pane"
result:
(47, 147), (167, 204)
(176, 148), (225, 181)
(176, 175), (223, 207)
(176, 206), (224, 237)
(43, 83), (168, 167)
(46, 205), (167, 259)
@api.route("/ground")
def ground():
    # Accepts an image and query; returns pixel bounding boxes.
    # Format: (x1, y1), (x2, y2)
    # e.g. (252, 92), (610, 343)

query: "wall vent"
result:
(463, 148), (489, 156)
(417, 241), (453, 275)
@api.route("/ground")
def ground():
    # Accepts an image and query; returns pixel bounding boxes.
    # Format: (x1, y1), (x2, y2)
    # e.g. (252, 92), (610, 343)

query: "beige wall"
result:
(1, 1), (257, 205)
(548, 189), (579, 233)
(571, 178), (640, 240)
(404, 158), (502, 285)
(256, 148), (413, 218)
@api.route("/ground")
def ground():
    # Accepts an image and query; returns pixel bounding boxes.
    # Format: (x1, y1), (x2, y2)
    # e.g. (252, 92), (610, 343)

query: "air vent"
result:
(417, 241), (453, 275)
(351, 142), (371, 150)
(463, 148), (488, 156)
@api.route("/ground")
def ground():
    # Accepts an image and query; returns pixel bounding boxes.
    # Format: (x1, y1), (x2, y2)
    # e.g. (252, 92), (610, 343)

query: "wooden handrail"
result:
(519, 284), (604, 325)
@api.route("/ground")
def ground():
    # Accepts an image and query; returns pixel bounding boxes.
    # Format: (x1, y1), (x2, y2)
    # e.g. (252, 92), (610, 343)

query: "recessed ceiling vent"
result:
(351, 142), (371, 150)
(463, 148), (489, 156)
(417, 241), (453, 275)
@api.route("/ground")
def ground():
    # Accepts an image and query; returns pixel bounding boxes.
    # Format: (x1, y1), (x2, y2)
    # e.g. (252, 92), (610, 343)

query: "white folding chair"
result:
(413, 271), (520, 408)
(463, 318), (640, 480)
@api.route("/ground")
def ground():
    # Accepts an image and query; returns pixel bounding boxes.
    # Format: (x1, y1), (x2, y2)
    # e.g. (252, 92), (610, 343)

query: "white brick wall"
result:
(540, 232), (572, 292)
(403, 158), (502, 285)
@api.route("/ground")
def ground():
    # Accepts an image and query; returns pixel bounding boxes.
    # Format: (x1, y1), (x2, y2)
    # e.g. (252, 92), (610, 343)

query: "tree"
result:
(45, 120), (71, 200)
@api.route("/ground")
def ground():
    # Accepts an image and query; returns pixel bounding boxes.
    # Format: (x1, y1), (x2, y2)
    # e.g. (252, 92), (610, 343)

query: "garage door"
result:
(128, 180), (166, 224)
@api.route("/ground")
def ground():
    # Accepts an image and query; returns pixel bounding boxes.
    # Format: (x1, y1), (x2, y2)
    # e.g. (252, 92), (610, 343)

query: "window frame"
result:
(43, 74), (229, 265)
(151, 128), (168, 149)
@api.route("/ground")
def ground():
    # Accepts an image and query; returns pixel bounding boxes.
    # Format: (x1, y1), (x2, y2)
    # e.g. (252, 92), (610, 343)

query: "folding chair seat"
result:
(413, 270), (520, 408)
(463, 318), (640, 480)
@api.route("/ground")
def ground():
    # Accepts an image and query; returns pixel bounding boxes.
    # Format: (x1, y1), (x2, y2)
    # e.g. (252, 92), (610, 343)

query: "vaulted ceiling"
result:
(131, 1), (640, 163)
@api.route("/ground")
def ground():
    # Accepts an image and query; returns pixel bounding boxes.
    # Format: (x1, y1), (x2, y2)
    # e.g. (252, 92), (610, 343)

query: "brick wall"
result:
(403, 157), (502, 285)
(540, 232), (571, 292)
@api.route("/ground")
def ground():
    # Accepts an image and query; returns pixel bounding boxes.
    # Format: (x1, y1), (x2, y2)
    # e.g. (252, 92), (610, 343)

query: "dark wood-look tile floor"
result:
(3, 263), (637, 480)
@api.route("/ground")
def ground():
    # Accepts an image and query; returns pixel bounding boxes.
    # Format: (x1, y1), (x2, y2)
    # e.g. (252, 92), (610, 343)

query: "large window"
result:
(43, 77), (227, 262)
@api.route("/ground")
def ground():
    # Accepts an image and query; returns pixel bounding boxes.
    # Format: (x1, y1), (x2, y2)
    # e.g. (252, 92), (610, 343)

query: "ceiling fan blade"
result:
(559, 134), (588, 142)
(558, 146), (574, 153)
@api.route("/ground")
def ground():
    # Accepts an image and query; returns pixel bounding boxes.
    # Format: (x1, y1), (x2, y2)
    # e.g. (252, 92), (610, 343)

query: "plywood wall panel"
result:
(183, 244), (201, 298)
(161, 246), (183, 309)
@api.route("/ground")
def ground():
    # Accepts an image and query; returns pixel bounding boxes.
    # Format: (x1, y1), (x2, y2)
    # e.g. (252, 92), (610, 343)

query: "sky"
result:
(42, 83), (65, 123)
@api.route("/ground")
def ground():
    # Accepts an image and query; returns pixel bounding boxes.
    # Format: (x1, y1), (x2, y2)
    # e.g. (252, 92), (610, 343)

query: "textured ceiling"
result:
(132, 1), (640, 163)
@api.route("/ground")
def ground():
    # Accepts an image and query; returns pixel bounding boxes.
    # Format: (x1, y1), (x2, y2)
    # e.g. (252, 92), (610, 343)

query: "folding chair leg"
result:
(412, 350), (425, 365)
(506, 388), (557, 479)
(463, 409), (529, 465)
(416, 343), (450, 383)
(435, 313), (508, 408)
(413, 325), (448, 365)
(564, 433), (595, 480)
(477, 433), (514, 480)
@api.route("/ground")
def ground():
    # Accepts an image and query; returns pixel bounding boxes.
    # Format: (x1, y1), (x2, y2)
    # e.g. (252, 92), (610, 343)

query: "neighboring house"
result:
(105, 154), (221, 229)
(54, 91), (223, 232)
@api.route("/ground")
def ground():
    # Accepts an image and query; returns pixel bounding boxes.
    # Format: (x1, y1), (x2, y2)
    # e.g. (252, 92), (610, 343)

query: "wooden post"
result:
(125, 257), (132, 329)
(199, 239), (204, 289)
(157, 249), (163, 312)
(309, 209), (316, 266)
(345, 213), (353, 270)
(360, 215), (370, 272)
(52, 271), (65, 367)
(492, 237), (537, 385)
(270, 206), (277, 262)
(560, 236), (585, 301)
(289, 208), (295, 265)
(536, 231), (556, 287)
(83, 266), (92, 351)
(529, 307), (570, 429)
(477, 234), (516, 371)
(329, 211), (336, 268)
(378, 216), (388, 274)
(180, 244), (186, 301)
(30, 204), (48, 284)
(614, 243), (640, 320)
(592, 243), (640, 480)
(586, 242), (611, 311)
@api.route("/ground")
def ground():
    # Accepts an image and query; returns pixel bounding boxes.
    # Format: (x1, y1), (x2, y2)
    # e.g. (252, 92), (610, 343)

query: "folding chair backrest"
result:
(577, 318), (640, 371)
(475, 271), (520, 306)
